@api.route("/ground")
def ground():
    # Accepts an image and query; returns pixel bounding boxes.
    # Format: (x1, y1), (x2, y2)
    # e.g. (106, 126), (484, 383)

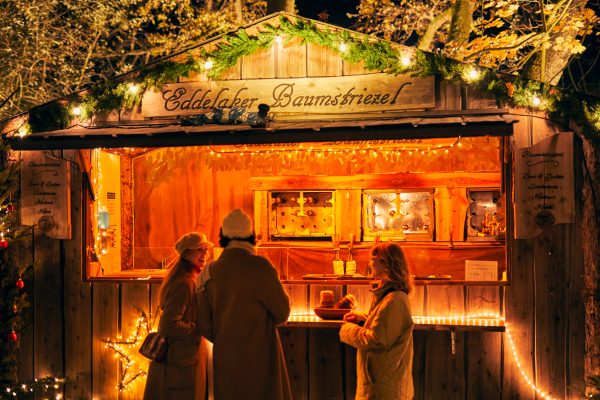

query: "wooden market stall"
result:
(1, 13), (586, 400)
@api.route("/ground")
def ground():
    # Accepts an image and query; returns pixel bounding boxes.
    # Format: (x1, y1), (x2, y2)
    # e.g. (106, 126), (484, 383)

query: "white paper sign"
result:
(465, 260), (498, 281)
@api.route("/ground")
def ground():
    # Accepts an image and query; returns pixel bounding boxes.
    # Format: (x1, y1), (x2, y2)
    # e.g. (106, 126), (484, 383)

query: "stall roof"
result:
(9, 110), (515, 150)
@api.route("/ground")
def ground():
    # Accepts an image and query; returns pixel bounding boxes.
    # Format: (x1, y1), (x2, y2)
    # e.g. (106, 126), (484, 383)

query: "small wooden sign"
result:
(142, 73), (435, 117)
(514, 132), (574, 239)
(465, 260), (498, 281)
(20, 152), (71, 239)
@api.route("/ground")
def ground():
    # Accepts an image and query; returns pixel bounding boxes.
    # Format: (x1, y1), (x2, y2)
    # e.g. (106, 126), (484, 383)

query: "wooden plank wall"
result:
(14, 38), (586, 400)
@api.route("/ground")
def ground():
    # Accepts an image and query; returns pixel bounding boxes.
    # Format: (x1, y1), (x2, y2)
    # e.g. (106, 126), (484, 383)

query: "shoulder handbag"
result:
(139, 331), (168, 362)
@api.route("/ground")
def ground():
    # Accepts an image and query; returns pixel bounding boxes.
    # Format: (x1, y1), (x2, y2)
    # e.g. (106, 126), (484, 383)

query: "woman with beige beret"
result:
(143, 232), (213, 400)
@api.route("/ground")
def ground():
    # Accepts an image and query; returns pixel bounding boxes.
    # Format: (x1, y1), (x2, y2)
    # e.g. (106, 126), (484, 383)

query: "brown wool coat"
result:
(144, 270), (207, 400)
(197, 245), (292, 400)
(340, 288), (414, 400)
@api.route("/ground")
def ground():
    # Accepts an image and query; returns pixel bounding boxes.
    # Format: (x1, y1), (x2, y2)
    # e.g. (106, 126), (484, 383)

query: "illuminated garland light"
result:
(205, 137), (462, 158)
(17, 123), (31, 138)
(103, 311), (156, 391)
(3, 377), (66, 398)
(128, 83), (140, 95)
(7, 17), (599, 139)
(292, 311), (555, 399)
(416, 313), (555, 400)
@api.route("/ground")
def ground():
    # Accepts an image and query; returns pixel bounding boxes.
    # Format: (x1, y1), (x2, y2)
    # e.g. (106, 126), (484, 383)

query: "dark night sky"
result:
(296, 0), (358, 27)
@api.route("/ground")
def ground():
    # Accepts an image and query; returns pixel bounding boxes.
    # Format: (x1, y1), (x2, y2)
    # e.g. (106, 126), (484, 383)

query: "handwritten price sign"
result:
(20, 152), (71, 239)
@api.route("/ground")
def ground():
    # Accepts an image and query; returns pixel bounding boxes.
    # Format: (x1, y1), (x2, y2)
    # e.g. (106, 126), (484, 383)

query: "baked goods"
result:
(335, 294), (357, 309)
(319, 290), (335, 308)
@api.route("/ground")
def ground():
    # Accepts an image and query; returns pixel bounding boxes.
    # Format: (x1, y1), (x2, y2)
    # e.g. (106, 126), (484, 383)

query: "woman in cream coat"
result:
(143, 232), (213, 400)
(340, 242), (414, 400)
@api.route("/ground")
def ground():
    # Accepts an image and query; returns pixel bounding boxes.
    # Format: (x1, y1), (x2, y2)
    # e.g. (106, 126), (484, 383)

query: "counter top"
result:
(284, 314), (505, 332)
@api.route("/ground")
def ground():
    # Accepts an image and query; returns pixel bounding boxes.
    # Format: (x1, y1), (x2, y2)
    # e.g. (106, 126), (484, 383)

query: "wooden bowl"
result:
(314, 307), (352, 320)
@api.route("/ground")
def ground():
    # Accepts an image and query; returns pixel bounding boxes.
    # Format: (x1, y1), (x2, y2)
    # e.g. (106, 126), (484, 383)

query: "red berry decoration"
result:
(15, 279), (24, 289)
(6, 203), (15, 213)
(0, 239), (8, 248)
(12, 303), (18, 313)
(8, 331), (18, 342)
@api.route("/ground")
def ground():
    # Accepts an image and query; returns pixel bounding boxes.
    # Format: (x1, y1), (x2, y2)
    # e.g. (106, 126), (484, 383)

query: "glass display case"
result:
(466, 189), (506, 241)
(362, 190), (434, 241)
(269, 190), (335, 240)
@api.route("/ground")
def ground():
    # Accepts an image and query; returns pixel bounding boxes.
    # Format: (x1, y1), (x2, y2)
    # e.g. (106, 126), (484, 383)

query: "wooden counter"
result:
(285, 314), (505, 332)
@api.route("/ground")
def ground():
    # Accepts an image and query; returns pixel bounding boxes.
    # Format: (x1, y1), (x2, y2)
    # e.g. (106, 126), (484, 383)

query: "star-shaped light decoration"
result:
(103, 311), (157, 392)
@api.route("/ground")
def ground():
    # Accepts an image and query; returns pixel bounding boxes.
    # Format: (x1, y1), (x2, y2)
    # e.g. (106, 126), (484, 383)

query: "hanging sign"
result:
(514, 132), (574, 239)
(20, 152), (72, 239)
(141, 73), (435, 117)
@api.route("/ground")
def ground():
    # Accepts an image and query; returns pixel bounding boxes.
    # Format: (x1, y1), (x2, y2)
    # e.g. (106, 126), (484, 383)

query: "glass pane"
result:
(363, 190), (433, 241)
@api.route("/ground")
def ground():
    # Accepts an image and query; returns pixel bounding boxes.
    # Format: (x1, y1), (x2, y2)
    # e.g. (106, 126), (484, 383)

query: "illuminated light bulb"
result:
(467, 67), (480, 81)
(72, 106), (82, 116)
(128, 84), (139, 95)
(400, 54), (412, 67)
(532, 95), (541, 106)
(339, 42), (348, 52)
(17, 126), (28, 138)
(204, 59), (214, 70)
(275, 35), (283, 45)
(457, 141), (462, 147)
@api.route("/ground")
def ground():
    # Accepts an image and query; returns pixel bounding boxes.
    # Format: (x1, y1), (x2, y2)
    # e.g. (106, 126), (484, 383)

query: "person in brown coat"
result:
(143, 232), (213, 400)
(197, 208), (292, 400)
(340, 242), (414, 400)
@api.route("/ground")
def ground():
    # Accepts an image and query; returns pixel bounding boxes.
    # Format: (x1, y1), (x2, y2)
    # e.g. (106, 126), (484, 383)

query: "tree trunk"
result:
(418, 8), (453, 51)
(576, 125), (600, 395)
(267, 0), (295, 14)
(447, 0), (475, 55)
(524, 0), (588, 84)
(233, 0), (242, 23)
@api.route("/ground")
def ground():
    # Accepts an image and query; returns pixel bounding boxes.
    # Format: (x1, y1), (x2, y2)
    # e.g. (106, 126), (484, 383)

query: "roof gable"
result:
(1, 12), (599, 142)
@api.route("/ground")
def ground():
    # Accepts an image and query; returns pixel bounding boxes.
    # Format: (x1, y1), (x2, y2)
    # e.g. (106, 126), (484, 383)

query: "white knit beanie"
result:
(221, 209), (253, 238)
(174, 232), (213, 255)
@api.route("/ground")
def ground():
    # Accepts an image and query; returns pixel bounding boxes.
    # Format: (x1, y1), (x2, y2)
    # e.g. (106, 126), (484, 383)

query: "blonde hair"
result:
(158, 251), (195, 307)
(371, 242), (413, 294)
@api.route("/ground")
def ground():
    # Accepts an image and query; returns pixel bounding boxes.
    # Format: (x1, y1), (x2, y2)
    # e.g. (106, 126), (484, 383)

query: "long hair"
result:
(371, 242), (413, 294)
(157, 252), (195, 307)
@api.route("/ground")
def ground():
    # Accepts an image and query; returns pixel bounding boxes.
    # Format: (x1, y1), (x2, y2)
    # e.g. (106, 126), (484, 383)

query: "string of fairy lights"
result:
(205, 136), (462, 158)
(102, 312), (155, 392)
(104, 311), (557, 398)
(3, 377), (67, 398)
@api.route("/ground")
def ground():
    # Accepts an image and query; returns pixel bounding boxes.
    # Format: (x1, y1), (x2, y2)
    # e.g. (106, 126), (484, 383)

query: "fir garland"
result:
(12, 16), (600, 141)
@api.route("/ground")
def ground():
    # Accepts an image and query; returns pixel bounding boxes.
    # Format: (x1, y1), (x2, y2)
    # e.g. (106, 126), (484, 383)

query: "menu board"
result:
(514, 132), (574, 239)
(20, 152), (71, 239)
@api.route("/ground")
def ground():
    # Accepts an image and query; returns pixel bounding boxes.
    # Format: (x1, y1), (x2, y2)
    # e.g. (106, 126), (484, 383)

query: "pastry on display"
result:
(319, 290), (335, 308)
(335, 294), (357, 309)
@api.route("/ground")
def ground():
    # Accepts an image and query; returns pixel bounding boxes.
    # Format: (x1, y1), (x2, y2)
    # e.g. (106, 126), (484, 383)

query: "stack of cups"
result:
(333, 259), (345, 275)
(345, 259), (356, 275)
